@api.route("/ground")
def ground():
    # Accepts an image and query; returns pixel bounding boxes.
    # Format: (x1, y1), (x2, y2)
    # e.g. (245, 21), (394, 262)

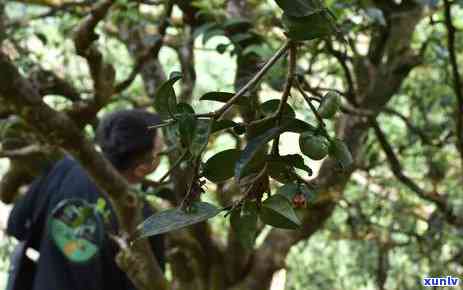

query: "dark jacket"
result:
(7, 155), (165, 290)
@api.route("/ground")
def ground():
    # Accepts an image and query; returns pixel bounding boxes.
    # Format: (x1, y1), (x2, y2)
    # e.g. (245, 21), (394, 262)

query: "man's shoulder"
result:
(50, 155), (100, 198)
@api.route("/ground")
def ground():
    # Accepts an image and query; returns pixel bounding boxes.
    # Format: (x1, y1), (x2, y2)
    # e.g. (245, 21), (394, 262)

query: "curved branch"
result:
(371, 119), (462, 227)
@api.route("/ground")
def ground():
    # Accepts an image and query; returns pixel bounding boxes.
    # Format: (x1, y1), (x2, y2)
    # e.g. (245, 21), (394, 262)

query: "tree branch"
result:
(0, 51), (168, 290)
(371, 119), (462, 227)
(443, 0), (463, 172)
(114, 0), (174, 94)
(210, 41), (291, 120)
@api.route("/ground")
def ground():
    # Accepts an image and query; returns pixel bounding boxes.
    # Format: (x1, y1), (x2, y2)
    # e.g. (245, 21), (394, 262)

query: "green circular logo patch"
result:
(49, 199), (103, 264)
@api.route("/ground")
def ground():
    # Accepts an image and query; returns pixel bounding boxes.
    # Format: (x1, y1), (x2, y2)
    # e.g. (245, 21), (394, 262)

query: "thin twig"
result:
(148, 121), (174, 130)
(272, 42), (297, 156)
(158, 150), (188, 183)
(296, 80), (326, 128)
(212, 41), (292, 120)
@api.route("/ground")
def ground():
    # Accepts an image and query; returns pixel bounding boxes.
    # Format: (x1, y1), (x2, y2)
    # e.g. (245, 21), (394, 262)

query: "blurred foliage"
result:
(1, 0), (463, 289)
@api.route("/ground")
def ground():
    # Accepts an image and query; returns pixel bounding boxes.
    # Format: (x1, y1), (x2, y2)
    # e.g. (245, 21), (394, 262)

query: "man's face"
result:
(148, 134), (164, 173)
(130, 134), (164, 183)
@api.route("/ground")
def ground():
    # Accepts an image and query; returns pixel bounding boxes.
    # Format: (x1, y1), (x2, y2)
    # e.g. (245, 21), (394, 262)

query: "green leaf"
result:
(135, 202), (221, 239)
(268, 161), (295, 183)
(318, 92), (340, 119)
(276, 183), (300, 202)
(222, 18), (252, 30)
(200, 92), (249, 106)
(193, 23), (218, 39)
(247, 117), (315, 137)
(230, 201), (258, 249)
(270, 154), (311, 174)
(260, 99), (296, 118)
(211, 119), (238, 133)
(260, 194), (301, 229)
(203, 29), (225, 45)
(178, 115), (197, 149)
(176, 103), (197, 148)
(203, 149), (241, 182)
(190, 119), (212, 157)
(275, 0), (322, 18)
(154, 72), (182, 119)
(283, 10), (334, 41)
(175, 102), (195, 115)
(235, 127), (283, 180)
(281, 117), (317, 133)
(330, 138), (353, 170)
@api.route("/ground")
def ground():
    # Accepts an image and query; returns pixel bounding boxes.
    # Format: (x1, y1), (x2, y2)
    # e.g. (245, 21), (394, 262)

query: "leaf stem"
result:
(158, 150), (189, 183)
(296, 80), (326, 128)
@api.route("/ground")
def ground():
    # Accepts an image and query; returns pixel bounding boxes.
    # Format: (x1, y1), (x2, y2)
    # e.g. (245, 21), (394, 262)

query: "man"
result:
(6, 109), (165, 290)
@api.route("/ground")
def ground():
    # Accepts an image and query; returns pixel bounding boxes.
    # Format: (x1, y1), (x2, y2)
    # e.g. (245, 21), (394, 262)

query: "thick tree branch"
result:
(114, 1), (174, 94)
(443, 0), (463, 171)
(73, 0), (115, 108)
(28, 67), (81, 101)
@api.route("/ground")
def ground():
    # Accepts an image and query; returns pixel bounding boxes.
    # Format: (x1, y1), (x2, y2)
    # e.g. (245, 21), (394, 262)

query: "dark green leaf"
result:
(283, 10), (334, 41)
(135, 202), (221, 239)
(35, 32), (48, 45)
(190, 119), (212, 157)
(260, 99), (296, 118)
(175, 102), (195, 115)
(247, 117), (315, 137)
(230, 201), (258, 249)
(154, 72), (182, 119)
(280, 117), (317, 133)
(235, 127), (283, 180)
(275, 0), (322, 18)
(176, 103), (196, 148)
(260, 194), (301, 229)
(268, 161), (295, 183)
(269, 154), (312, 174)
(178, 115), (197, 149)
(200, 92), (250, 106)
(230, 33), (255, 44)
(203, 149), (241, 182)
(211, 119), (238, 133)
(222, 18), (253, 30)
(193, 23), (218, 39)
(276, 183), (300, 202)
(203, 29), (225, 45)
